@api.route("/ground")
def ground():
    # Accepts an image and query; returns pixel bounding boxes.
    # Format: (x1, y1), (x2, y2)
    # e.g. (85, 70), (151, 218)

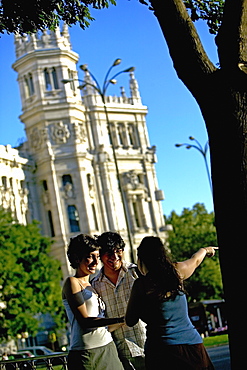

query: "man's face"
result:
(101, 248), (123, 272)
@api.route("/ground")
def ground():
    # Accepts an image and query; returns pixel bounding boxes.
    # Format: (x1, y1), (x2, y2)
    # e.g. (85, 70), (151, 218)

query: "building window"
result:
(92, 203), (99, 231)
(117, 124), (125, 146)
(28, 73), (35, 95)
(127, 124), (136, 146)
(42, 180), (48, 191)
(2, 176), (7, 190)
(52, 67), (59, 89)
(108, 122), (120, 147)
(62, 174), (73, 187)
(68, 69), (75, 91)
(63, 175), (74, 198)
(44, 67), (59, 91)
(47, 210), (55, 237)
(44, 68), (52, 91)
(68, 205), (80, 232)
(132, 199), (142, 228)
(24, 73), (35, 97)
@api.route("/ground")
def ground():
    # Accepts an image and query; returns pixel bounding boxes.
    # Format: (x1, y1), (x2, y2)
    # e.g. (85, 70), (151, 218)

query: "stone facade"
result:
(0, 25), (168, 278)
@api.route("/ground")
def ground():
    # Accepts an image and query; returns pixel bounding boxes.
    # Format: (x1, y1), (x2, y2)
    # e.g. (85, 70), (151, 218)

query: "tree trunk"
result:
(150, 0), (247, 368)
(200, 73), (247, 369)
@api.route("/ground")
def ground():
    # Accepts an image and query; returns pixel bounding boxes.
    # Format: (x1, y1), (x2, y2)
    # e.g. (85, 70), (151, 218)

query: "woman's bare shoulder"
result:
(63, 276), (81, 295)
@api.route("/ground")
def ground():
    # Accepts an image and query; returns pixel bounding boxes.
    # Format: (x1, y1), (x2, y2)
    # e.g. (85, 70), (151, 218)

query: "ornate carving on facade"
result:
(30, 127), (42, 150)
(51, 121), (70, 144)
(123, 170), (151, 210)
(30, 127), (48, 150)
(129, 71), (141, 103)
(146, 145), (157, 163)
(123, 170), (145, 191)
(87, 174), (95, 199)
(14, 26), (72, 59)
(97, 144), (110, 163)
(125, 170), (140, 189)
(0, 189), (13, 210)
(42, 190), (50, 205)
(71, 122), (87, 143)
(63, 182), (75, 199)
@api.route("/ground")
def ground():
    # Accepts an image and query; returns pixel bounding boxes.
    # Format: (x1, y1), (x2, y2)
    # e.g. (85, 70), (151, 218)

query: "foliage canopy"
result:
(0, 0), (116, 34)
(0, 0), (224, 35)
(0, 209), (64, 340)
(166, 203), (223, 301)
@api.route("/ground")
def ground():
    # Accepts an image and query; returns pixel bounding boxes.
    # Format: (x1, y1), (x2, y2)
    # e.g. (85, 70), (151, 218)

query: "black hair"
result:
(137, 236), (184, 301)
(96, 231), (125, 257)
(67, 234), (99, 269)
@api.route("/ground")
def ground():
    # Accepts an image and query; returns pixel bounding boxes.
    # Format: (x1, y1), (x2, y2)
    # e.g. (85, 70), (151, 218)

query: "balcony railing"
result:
(0, 353), (68, 369)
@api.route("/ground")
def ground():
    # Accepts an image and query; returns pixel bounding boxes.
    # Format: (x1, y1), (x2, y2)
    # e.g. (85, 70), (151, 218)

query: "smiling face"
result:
(101, 248), (123, 272)
(78, 250), (100, 277)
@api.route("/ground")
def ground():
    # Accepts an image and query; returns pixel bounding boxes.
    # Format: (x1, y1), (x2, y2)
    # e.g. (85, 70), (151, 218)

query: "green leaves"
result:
(0, 208), (63, 340)
(183, 0), (224, 34)
(142, 0), (224, 35)
(165, 203), (223, 301)
(0, 0), (226, 35)
(0, 0), (115, 34)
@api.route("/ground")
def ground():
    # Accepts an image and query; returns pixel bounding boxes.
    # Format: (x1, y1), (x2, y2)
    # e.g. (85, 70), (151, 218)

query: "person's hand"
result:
(203, 246), (219, 257)
(108, 321), (125, 332)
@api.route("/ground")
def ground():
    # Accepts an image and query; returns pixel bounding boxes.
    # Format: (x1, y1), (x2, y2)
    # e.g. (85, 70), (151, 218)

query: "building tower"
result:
(12, 25), (167, 277)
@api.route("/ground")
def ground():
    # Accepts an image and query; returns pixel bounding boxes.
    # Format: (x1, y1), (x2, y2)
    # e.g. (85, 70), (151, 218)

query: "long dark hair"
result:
(137, 236), (184, 301)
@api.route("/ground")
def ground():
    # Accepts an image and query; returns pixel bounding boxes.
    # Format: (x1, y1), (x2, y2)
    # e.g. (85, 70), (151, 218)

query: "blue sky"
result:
(0, 1), (218, 217)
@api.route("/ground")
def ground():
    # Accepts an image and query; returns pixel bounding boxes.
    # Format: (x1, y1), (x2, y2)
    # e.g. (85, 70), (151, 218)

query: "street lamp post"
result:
(175, 136), (212, 193)
(62, 59), (135, 261)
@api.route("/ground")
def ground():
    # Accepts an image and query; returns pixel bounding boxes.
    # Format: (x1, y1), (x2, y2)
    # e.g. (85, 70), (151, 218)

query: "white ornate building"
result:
(0, 25), (168, 278)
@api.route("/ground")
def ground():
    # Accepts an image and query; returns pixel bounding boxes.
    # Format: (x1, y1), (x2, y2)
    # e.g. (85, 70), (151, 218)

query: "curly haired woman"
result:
(62, 234), (124, 370)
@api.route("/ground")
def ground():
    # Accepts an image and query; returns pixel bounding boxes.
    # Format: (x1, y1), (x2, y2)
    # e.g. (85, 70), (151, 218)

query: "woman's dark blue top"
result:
(144, 293), (202, 347)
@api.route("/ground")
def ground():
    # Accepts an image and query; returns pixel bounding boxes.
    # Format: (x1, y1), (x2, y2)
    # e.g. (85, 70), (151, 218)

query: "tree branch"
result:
(149, 0), (217, 93)
(216, 0), (247, 70)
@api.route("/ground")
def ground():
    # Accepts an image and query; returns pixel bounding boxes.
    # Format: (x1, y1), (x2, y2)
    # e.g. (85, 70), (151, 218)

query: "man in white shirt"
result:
(92, 232), (146, 370)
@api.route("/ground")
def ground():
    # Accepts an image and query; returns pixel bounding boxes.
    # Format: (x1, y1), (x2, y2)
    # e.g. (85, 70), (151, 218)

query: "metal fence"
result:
(0, 353), (68, 370)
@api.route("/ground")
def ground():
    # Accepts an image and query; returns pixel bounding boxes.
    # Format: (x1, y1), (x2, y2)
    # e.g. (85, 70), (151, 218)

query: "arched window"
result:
(68, 205), (80, 232)
(132, 196), (143, 229)
(117, 124), (125, 146)
(128, 124), (136, 146)
(24, 73), (35, 97)
(42, 180), (48, 191)
(29, 73), (35, 95)
(44, 67), (59, 91)
(44, 68), (52, 91)
(62, 174), (73, 187)
(52, 67), (59, 89)
(132, 201), (141, 228)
